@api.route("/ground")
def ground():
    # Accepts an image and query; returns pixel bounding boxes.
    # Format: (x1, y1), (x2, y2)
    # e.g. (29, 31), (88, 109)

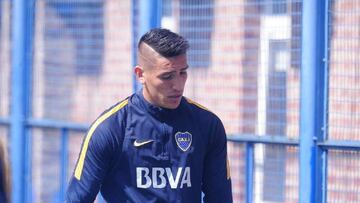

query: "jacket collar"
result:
(133, 89), (185, 120)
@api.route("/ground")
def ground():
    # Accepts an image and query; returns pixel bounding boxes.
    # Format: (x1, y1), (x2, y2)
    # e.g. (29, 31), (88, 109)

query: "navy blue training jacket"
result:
(66, 91), (233, 203)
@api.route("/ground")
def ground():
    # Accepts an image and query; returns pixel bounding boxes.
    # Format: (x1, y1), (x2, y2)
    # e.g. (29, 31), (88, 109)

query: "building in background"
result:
(0, 0), (359, 202)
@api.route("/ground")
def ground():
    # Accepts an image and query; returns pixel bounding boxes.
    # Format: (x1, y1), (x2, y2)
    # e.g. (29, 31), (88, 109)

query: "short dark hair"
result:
(138, 28), (189, 57)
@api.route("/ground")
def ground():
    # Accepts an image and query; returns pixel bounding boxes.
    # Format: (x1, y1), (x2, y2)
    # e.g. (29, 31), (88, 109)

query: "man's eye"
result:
(161, 74), (174, 80)
(180, 71), (187, 76)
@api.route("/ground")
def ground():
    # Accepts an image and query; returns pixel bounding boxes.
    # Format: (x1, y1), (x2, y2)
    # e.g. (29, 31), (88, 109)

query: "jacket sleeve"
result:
(66, 119), (117, 203)
(202, 117), (233, 203)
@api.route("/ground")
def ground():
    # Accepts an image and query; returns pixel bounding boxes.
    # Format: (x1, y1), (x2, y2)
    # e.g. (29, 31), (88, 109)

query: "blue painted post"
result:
(11, 0), (35, 202)
(320, 2), (330, 202)
(139, 0), (162, 34)
(300, 0), (327, 203)
(24, 131), (33, 203)
(245, 143), (254, 203)
(132, 0), (162, 92)
(131, 0), (138, 93)
(59, 128), (69, 202)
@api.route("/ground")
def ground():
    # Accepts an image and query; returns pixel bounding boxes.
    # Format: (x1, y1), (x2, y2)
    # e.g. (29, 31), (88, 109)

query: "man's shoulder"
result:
(101, 97), (129, 118)
(183, 98), (225, 135)
(105, 97), (130, 116)
(184, 97), (219, 120)
(91, 97), (130, 132)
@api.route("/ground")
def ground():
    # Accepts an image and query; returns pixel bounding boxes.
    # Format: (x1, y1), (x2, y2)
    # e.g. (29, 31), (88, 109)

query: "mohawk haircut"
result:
(138, 28), (189, 57)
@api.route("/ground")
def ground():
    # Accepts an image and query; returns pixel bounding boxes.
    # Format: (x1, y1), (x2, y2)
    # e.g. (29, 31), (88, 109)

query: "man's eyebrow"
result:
(160, 66), (189, 75)
(181, 65), (189, 70)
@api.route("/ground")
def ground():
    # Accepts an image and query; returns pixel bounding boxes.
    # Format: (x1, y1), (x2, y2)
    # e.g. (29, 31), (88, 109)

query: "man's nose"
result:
(172, 77), (184, 91)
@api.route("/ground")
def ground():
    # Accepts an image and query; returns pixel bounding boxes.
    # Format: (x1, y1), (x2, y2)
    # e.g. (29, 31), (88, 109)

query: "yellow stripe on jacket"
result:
(74, 99), (129, 180)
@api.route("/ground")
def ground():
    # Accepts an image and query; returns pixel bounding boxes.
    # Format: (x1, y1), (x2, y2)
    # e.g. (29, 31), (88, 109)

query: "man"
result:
(66, 28), (233, 202)
(0, 140), (10, 203)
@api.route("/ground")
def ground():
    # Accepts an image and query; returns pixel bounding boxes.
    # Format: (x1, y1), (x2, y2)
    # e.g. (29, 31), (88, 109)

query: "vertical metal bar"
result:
(131, 0), (139, 93)
(133, 0), (162, 92)
(24, 128), (33, 203)
(24, 0), (35, 200)
(300, 0), (327, 203)
(321, 1), (331, 202)
(59, 128), (69, 202)
(11, 1), (26, 201)
(321, 150), (328, 203)
(246, 143), (254, 203)
(11, 0), (35, 202)
(139, 0), (162, 35)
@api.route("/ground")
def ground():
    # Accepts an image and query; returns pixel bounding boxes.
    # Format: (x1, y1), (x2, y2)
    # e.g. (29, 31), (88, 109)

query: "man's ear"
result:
(134, 65), (145, 84)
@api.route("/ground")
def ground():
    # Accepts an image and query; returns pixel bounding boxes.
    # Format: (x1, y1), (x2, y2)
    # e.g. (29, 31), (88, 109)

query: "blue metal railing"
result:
(132, 0), (162, 92)
(245, 143), (254, 203)
(26, 119), (88, 202)
(0, 117), (10, 125)
(4, 115), (360, 202)
(227, 134), (299, 146)
(300, 0), (327, 202)
(228, 134), (299, 203)
(59, 128), (68, 203)
(317, 140), (360, 150)
(7, 0), (163, 201)
(26, 119), (88, 132)
(227, 134), (360, 202)
(11, 0), (35, 202)
(1, 116), (89, 201)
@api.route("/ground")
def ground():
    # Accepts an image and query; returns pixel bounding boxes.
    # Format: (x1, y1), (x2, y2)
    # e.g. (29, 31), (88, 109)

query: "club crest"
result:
(175, 132), (192, 152)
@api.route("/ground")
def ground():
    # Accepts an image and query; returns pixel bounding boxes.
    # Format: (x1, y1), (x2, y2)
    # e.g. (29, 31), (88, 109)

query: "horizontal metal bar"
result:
(227, 134), (299, 146)
(0, 117), (10, 125)
(19, 119), (360, 150)
(228, 134), (360, 150)
(317, 140), (360, 150)
(26, 118), (88, 131)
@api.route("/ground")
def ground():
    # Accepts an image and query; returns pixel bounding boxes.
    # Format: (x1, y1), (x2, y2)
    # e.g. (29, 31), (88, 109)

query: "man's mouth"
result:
(168, 95), (182, 99)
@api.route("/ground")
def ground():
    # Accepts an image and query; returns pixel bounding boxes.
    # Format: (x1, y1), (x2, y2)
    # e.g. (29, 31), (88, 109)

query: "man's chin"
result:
(163, 101), (181, 109)
(164, 104), (180, 109)
(163, 97), (182, 109)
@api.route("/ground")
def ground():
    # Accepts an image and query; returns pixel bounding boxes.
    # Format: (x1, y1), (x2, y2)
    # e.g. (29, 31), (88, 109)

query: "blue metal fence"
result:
(11, 0), (34, 202)
(1, 0), (360, 202)
(325, 0), (360, 202)
(300, 0), (327, 202)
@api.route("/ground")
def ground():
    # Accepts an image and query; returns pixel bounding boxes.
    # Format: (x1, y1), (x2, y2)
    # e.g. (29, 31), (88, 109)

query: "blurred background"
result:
(0, 0), (360, 202)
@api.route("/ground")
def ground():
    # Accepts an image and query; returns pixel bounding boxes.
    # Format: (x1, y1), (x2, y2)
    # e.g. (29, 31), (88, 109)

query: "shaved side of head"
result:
(137, 42), (160, 70)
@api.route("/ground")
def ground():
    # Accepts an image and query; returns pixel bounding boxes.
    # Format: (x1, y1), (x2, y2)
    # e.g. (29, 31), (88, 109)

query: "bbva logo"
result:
(136, 167), (191, 189)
